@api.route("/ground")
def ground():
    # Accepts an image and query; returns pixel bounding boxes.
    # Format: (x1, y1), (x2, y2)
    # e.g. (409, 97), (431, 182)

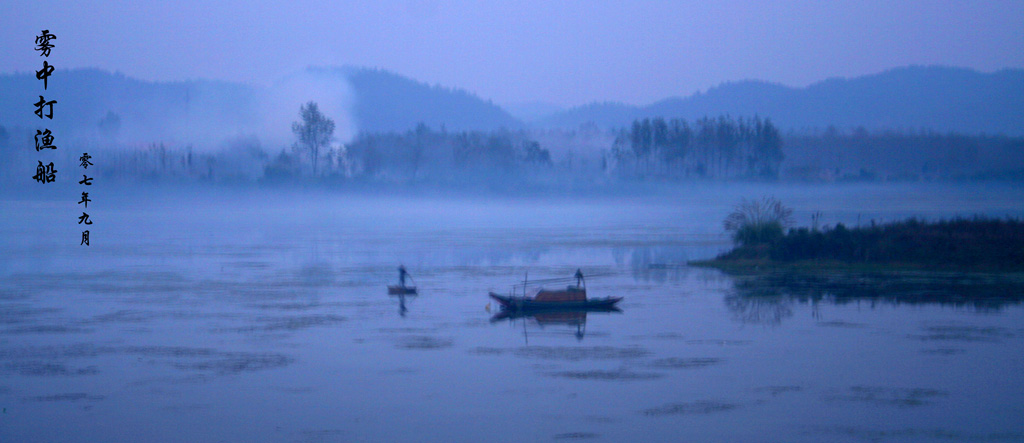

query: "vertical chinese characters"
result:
(33, 30), (90, 244)
(32, 30), (58, 187)
(79, 152), (94, 245)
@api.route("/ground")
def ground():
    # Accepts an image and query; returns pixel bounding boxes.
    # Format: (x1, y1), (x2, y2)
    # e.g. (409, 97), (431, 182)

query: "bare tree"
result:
(723, 196), (794, 246)
(292, 101), (335, 175)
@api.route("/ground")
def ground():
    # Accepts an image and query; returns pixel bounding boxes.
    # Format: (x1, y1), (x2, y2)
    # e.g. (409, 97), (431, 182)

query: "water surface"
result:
(2, 183), (1023, 442)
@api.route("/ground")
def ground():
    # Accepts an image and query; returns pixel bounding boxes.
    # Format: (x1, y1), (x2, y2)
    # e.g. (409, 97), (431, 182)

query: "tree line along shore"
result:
(693, 198), (1024, 272)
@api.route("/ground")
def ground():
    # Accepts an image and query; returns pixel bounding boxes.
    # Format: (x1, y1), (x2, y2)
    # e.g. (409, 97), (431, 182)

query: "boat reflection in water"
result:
(390, 292), (417, 317)
(490, 306), (622, 341)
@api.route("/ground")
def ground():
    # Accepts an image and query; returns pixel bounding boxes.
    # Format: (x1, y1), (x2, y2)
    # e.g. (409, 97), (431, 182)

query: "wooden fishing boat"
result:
(387, 285), (417, 295)
(489, 270), (622, 311)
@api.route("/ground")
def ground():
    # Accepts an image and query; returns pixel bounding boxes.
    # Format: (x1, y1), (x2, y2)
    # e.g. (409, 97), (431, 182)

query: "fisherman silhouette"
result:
(399, 265), (409, 287)
(574, 268), (584, 288)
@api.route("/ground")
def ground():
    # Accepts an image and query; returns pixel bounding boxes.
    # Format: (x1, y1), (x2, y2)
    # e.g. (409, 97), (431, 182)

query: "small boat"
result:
(490, 269), (621, 311)
(388, 285), (417, 295)
(489, 291), (622, 310)
(388, 265), (417, 295)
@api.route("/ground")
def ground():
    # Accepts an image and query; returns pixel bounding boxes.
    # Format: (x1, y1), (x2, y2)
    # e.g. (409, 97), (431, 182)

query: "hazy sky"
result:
(4, 1), (1023, 107)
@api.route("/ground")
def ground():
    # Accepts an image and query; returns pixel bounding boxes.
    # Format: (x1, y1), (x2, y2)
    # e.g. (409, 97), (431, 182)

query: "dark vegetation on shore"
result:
(702, 198), (1024, 272)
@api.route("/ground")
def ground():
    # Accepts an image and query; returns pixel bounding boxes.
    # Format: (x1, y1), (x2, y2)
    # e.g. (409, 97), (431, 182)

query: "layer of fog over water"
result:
(2, 182), (1024, 442)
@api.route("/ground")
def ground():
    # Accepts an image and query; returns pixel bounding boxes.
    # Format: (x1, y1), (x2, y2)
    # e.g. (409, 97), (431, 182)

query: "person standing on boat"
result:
(574, 268), (585, 288)
(399, 265), (409, 287)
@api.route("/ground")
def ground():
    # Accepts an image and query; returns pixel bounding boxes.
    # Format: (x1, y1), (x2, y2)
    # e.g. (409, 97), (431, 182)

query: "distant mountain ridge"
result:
(1, 65), (1021, 142)
(339, 67), (521, 132)
(539, 66), (1024, 136)
(0, 66), (521, 148)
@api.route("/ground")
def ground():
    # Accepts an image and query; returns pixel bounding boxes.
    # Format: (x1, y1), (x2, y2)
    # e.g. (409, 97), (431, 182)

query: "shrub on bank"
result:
(719, 213), (1024, 271)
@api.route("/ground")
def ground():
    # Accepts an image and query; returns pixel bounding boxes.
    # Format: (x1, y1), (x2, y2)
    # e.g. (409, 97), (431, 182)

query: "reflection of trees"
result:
(453, 245), (548, 266)
(724, 292), (794, 325)
(618, 246), (691, 283)
(724, 270), (1024, 324)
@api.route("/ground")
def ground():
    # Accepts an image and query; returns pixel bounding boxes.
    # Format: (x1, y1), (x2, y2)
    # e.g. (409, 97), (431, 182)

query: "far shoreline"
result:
(693, 216), (1024, 274)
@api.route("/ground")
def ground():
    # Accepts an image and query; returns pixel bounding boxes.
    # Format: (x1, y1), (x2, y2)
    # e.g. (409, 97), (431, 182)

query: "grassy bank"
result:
(695, 217), (1024, 272)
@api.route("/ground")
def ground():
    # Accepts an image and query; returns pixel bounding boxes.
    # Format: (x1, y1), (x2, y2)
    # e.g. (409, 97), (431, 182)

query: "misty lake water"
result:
(2, 182), (1023, 442)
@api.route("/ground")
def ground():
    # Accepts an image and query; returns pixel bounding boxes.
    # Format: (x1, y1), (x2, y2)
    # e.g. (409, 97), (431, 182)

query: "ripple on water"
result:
(0, 306), (61, 323)
(753, 385), (803, 396)
(5, 362), (99, 377)
(0, 343), (115, 359)
(377, 327), (438, 334)
(685, 339), (752, 346)
(24, 393), (105, 402)
(642, 400), (739, 416)
(211, 314), (347, 334)
(546, 368), (664, 381)
(1, 325), (93, 335)
(87, 310), (159, 324)
(251, 302), (322, 311)
(468, 346), (650, 361)
(252, 315), (347, 332)
(825, 386), (948, 407)
(910, 325), (1014, 343)
(647, 357), (722, 369)
(125, 346), (294, 374)
(553, 432), (600, 440)
(920, 348), (966, 355)
(806, 426), (1024, 442)
(394, 336), (454, 350)
(297, 429), (346, 443)
(816, 320), (865, 328)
